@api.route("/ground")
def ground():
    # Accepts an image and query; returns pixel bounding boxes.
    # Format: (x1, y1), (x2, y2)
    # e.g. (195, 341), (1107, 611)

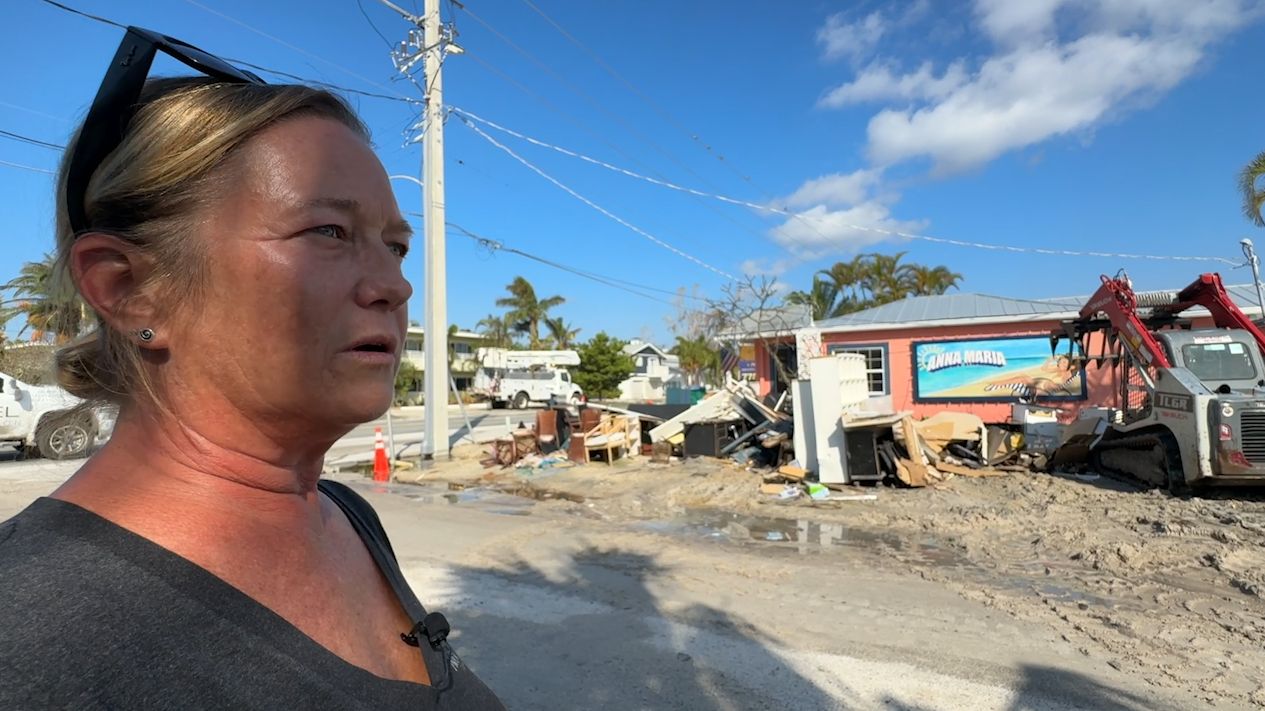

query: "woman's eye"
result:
(310, 224), (347, 240)
(390, 242), (409, 259)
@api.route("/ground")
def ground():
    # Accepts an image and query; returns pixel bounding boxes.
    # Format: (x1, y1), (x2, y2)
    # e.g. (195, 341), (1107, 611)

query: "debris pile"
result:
(648, 383), (793, 468)
(482, 405), (645, 470)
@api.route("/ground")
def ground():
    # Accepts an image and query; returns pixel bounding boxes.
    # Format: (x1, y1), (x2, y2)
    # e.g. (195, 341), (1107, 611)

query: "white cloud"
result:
(740, 257), (797, 278)
(833, 0), (1264, 173)
(770, 202), (927, 258)
(820, 61), (968, 107)
(974, 0), (1064, 43)
(867, 33), (1204, 172)
(776, 169), (879, 209)
(817, 11), (886, 62)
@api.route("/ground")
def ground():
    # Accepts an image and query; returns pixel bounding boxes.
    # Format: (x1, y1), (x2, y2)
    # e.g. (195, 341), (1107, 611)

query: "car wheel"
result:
(512, 391), (530, 410)
(36, 414), (95, 460)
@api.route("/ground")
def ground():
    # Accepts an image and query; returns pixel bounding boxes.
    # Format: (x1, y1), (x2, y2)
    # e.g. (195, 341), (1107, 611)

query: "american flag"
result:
(720, 342), (741, 374)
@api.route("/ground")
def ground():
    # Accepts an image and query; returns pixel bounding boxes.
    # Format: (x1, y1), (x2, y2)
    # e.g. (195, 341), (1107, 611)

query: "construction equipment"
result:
(472, 348), (584, 409)
(1053, 272), (1265, 491)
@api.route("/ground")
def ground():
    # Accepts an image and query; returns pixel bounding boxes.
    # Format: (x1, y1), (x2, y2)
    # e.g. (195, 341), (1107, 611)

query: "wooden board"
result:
(777, 465), (807, 481)
(937, 462), (1007, 478)
(899, 417), (934, 487)
(916, 412), (985, 441)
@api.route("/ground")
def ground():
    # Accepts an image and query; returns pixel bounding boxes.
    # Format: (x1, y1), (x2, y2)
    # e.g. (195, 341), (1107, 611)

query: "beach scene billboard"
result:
(913, 336), (1086, 402)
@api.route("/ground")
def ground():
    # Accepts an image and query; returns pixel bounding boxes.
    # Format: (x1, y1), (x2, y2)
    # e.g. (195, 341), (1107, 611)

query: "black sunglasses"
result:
(66, 26), (265, 235)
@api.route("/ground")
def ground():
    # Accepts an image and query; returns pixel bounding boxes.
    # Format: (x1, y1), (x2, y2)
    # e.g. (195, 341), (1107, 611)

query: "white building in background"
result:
(402, 326), (487, 392)
(618, 340), (683, 402)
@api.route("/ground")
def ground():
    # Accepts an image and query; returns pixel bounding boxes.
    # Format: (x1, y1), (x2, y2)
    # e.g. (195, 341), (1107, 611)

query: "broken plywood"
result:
(777, 465), (807, 482)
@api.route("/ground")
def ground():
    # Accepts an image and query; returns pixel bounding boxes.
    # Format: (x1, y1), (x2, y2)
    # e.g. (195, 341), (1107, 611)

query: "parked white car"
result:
(0, 371), (114, 459)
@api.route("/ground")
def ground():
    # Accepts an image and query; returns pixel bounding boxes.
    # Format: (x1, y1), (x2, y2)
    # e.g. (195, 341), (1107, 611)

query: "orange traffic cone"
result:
(372, 426), (390, 482)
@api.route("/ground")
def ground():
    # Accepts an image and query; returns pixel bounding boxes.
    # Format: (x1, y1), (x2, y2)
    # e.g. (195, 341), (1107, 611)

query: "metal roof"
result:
(812, 283), (1265, 334)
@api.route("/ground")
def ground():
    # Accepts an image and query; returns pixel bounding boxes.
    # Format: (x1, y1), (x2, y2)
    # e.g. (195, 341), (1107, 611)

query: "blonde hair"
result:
(54, 77), (368, 407)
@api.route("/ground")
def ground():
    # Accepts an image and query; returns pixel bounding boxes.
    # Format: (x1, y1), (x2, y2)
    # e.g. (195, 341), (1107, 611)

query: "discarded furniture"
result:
(684, 420), (740, 457)
(582, 414), (639, 464)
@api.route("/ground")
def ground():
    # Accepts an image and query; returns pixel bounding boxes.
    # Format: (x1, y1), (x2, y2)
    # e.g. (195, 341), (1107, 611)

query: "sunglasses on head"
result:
(66, 26), (266, 235)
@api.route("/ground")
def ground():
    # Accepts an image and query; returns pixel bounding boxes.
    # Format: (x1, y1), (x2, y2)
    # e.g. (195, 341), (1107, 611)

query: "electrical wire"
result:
(37, 0), (124, 28)
(519, 0), (757, 187)
(445, 222), (685, 307)
(458, 49), (784, 250)
(0, 130), (64, 151)
(448, 222), (709, 302)
(37, 0), (422, 107)
(0, 101), (68, 123)
(454, 113), (736, 280)
(179, 0), (413, 101)
(454, 4), (741, 199)
(453, 107), (1241, 267)
(0, 159), (56, 175)
(357, 0), (394, 49)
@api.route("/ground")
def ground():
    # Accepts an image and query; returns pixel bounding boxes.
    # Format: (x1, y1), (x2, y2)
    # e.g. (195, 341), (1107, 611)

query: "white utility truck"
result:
(472, 348), (584, 409)
(0, 371), (114, 459)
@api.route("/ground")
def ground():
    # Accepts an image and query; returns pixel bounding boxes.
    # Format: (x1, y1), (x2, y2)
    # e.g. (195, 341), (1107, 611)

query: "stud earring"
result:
(138, 328), (155, 342)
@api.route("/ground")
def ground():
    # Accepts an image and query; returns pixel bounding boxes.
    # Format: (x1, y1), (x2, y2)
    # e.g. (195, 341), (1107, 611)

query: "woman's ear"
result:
(69, 234), (166, 348)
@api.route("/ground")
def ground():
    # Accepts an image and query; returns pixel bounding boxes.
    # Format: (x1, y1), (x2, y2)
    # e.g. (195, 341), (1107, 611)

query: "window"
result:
(1181, 341), (1257, 381)
(635, 355), (650, 374)
(827, 343), (888, 395)
(452, 342), (473, 355)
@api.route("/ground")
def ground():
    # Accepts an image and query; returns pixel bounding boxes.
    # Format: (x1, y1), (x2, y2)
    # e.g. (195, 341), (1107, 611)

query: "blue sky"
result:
(5, 0), (1265, 346)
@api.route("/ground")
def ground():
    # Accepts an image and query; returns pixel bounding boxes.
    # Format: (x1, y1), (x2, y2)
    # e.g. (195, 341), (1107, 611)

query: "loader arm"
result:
(1073, 275), (1173, 369)
(1153, 273), (1265, 357)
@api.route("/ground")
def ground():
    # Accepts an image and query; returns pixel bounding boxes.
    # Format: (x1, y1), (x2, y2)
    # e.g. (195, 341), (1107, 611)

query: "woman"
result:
(0, 27), (503, 709)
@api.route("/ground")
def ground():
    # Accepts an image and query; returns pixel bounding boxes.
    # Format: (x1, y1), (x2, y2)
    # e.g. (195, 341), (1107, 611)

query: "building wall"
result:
(756, 316), (1232, 423)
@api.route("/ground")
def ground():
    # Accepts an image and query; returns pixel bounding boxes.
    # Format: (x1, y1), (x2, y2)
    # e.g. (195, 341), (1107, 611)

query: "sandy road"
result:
(0, 456), (1216, 709)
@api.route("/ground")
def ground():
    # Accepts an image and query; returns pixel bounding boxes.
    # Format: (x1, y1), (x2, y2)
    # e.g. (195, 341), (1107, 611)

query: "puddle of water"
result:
(641, 509), (970, 568)
(346, 480), (537, 516)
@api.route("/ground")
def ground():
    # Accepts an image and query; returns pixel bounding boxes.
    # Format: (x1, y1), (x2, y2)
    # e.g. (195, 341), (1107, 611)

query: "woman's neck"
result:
(51, 406), (342, 540)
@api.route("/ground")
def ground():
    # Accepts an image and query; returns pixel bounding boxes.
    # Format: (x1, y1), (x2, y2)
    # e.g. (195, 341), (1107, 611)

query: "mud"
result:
(390, 447), (1265, 708)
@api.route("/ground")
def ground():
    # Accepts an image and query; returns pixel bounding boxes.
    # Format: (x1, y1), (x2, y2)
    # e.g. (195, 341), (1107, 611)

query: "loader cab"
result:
(1159, 330), (1265, 394)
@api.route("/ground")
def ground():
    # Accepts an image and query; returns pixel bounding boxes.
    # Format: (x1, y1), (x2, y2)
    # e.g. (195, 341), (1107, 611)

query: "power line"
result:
(0, 101), (68, 123)
(445, 222), (684, 307)
(454, 4), (739, 198)
(0, 130), (64, 151)
(37, 0), (124, 28)
(0, 159), (56, 175)
(179, 0), (412, 101)
(457, 49), (783, 253)
(519, 0), (757, 188)
(454, 112), (736, 280)
(37, 0), (422, 107)
(447, 221), (709, 302)
(453, 107), (1241, 267)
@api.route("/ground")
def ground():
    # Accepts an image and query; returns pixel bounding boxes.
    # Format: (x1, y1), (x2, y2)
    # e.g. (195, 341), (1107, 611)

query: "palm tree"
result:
(495, 276), (565, 349)
(544, 317), (581, 349)
(670, 334), (719, 387)
(475, 313), (513, 349)
(1, 254), (88, 344)
(899, 264), (963, 296)
(817, 255), (871, 313)
(784, 276), (840, 321)
(1240, 151), (1265, 227)
(862, 252), (911, 305)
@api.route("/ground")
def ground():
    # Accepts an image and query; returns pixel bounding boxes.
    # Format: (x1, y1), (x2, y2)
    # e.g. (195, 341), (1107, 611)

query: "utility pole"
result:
(1243, 239), (1265, 322)
(381, 0), (459, 459)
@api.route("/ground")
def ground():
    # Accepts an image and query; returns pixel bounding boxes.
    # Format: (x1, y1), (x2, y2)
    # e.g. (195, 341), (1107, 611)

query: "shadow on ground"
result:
(426, 545), (1178, 710)
(438, 547), (846, 710)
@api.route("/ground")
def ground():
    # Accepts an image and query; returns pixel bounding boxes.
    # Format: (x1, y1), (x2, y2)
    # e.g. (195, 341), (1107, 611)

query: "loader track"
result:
(1090, 433), (1184, 492)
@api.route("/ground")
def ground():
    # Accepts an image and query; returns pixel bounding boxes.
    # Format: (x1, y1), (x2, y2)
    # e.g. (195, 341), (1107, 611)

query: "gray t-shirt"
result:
(0, 484), (504, 710)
